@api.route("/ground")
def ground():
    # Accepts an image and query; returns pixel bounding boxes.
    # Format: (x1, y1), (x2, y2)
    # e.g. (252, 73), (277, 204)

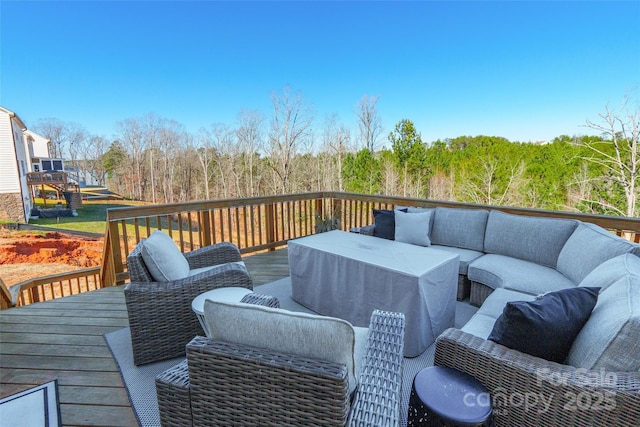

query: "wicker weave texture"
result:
(125, 241), (252, 366)
(349, 310), (405, 427)
(156, 359), (192, 427)
(457, 275), (471, 301)
(469, 281), (494, 306)
(239, 292), (280, 308)
(187, 337), (350, 427)
(434, 328), (640, 427)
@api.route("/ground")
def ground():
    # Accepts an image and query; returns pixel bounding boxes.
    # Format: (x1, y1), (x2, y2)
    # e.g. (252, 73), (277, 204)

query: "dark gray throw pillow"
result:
(488, 287), (600, 363)
(373, 209), (396, 240)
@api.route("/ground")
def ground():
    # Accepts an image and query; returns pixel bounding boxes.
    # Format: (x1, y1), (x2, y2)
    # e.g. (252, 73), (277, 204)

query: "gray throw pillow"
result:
(140, 230), (190, 281)
(395, 210), (431, 246)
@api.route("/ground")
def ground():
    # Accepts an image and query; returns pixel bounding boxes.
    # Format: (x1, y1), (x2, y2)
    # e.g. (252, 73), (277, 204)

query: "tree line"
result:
(32, 87), (640, 217)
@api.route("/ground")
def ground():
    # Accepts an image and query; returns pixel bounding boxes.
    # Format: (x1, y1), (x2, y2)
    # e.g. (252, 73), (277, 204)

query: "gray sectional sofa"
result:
(362, 206), (639, 305)
(361, 206), (640, 425)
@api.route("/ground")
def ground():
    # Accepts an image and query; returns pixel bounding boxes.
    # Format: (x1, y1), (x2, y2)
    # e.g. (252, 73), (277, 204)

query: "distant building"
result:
(0, 106), (33, 222)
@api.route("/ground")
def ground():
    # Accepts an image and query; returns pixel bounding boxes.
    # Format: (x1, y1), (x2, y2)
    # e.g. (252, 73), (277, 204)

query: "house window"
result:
(42, 160), (53, 171)
(53, 160), (63, 171)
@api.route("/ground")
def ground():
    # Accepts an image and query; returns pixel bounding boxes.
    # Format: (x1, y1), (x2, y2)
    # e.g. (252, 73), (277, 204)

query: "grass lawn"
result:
(29, 199), (147, 235)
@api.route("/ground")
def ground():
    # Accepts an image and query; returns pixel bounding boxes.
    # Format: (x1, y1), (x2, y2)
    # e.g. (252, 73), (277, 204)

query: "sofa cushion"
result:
(373, 209), (396, 240)
(467, 254), (575, 295)
(557, 222), (638, 284)
(395, 209), (431, 247)
(488, 287), (600, 363)
(461, 288), (535, 339)
(483, 210), (578, 268)
(140, 230), (190, 281)
(430, 207), (489, 252)
(204, 300), (362, 394)
(566, 275), (640, 371)
(431, 245), (483, 275)
(579, 253), (640, 291)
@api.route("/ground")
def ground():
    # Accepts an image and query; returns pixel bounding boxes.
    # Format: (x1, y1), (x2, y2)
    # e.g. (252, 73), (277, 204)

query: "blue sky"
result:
(1, 1), (639, 146)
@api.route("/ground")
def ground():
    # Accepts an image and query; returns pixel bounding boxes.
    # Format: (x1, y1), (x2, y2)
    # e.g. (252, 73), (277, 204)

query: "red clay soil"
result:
(0, 231), (103, 287)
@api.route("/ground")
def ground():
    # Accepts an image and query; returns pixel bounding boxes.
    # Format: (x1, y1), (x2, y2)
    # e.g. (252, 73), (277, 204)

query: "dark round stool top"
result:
(414, 366), (492, 425)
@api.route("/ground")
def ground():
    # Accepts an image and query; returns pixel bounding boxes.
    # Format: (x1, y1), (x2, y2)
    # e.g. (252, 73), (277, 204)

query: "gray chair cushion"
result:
(204, 300), (362, 394)
(461, 288), (535, 339)
(431, 245), (484, 275)
(566, 275), (640, 371)
(430, 207), (489, 252)
(467, 254), (575, 295)
(483, 210), (578, 268)
(140, 230), (190, 281)
(557, 222), (639, 284)
(579, 253), (640, 291)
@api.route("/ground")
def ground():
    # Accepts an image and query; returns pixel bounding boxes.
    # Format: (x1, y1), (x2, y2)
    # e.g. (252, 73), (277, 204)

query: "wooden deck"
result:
(0, 248), (290, 427)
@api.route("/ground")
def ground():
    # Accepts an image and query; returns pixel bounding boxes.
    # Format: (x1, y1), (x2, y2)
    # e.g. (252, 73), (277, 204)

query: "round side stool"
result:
(407, 366), (494, 427)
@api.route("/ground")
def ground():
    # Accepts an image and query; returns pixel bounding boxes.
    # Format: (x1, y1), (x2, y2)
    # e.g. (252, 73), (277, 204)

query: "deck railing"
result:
(4, 192), (640, 308)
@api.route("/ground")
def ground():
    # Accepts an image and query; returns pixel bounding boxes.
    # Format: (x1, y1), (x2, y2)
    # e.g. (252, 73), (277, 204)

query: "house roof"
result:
(0, 106), (28, 130)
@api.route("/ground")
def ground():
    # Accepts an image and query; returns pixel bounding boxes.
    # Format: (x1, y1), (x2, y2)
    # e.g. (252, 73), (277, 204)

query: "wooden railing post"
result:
(107, 220), (125, 285)
(200, 210), (212, 248)
(265, 203), (276, 251)
(0, 277), (14, 309)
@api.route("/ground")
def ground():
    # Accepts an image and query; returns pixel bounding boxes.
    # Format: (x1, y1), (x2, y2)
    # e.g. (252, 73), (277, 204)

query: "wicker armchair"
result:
(156, 309), (406, 427)
(435, 328), (640, 426)
(125, 240), (252, 365)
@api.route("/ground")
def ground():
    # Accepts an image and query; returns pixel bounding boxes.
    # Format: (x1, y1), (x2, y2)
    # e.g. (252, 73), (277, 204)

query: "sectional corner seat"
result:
(362, 206), (640, 425)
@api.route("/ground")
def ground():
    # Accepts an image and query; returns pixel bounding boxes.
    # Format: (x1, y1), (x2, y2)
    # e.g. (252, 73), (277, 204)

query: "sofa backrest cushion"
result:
(140, 230), (190, 281)
(430, 207), (488, 251)
(579, 253), (640, 291)
(488, 287), (600, 363)
(483, 210), (578, 268)
(395, 209), (432, 246)
(557, 222), (638, 284)
(204, 300), (359, 394)
(566, 275), (640, 371)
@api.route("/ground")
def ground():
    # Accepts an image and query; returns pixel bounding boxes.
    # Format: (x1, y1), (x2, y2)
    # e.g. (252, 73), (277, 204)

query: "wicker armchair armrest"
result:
(186, 336), (351, 426)
(184, 241), (242, 269)
(359, 225), (375, 236)
(126, 262), (252, 295)
(349, 310), (406, 427)
(435, 328), (640, 427)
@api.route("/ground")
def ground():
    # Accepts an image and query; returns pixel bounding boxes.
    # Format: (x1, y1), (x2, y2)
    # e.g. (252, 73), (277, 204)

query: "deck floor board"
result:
(0, 248), (290, 426)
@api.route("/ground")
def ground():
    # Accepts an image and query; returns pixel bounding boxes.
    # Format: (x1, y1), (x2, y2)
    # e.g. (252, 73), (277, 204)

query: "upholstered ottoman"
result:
(408, 366), (494, 427)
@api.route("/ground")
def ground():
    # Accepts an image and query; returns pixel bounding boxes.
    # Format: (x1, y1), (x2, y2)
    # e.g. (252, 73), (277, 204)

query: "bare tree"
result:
(428, 170), (454, 201)
(583, 99), (640, 217)
(320, 114), (350, 191)
(156, 119), (186, 204)
(267, 86), (314, 194)
(32, 118), (66, 158)
(80, 134), (109, 186)
(64, 122), (87, 184)
(117, 117), (146, 200)
(236, 109), (265, 197)
(356, 95), (383, 153)
(462, 159), (527, 206)
(195, 128), (217, 200)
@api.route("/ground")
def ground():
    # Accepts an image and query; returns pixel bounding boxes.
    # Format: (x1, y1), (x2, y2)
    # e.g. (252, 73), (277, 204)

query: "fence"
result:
(4, 192), (640, 308)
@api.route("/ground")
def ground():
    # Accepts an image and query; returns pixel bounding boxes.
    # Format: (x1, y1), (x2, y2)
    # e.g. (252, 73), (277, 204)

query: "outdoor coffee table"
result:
(288, 230), (459, 357)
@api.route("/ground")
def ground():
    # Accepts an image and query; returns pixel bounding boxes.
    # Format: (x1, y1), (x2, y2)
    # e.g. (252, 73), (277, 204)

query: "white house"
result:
(0, 106), (33, 223)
